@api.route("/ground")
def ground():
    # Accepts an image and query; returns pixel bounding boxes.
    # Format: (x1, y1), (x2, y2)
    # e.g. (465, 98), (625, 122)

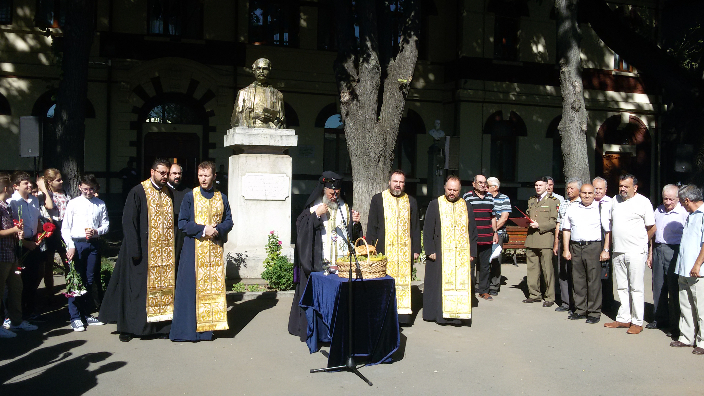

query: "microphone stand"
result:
(310, 200), (372, 386)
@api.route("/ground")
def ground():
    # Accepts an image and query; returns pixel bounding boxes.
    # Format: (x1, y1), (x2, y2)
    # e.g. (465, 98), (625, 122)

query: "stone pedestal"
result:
(224, 127), (297, 279)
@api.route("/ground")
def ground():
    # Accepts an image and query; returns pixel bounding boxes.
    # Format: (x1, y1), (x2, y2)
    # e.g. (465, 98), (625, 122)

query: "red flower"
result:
(43, 223), (56, 233)
(270, 230), (275, 234)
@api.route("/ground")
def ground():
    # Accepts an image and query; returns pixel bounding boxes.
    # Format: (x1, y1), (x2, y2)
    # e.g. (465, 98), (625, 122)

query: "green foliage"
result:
(100, 258), (115, 291)
(261, 231), (294, 291)
(231, 282), (267, 292)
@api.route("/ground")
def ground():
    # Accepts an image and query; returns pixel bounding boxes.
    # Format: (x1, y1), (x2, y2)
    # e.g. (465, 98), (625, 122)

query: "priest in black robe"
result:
(100, 159), (176, 342)
(167, 163), (189, 279)
(367, 169), (421, 324)
(423, 175), (478, 325)
(170, 161), (233, 342)
(288, 171), (363, 341)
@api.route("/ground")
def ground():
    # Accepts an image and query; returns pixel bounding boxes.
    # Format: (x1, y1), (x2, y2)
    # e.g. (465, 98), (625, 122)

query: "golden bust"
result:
(231, 58), (286, 129)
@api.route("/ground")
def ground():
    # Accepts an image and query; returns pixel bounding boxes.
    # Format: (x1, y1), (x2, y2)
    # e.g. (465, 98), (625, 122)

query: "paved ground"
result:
(1, 264), (703, 395)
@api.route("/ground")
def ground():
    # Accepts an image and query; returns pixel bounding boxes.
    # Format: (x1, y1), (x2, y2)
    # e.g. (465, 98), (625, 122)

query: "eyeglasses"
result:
(487, 184), (497, 188)
(475, 181), (487, 185)
(155, 171), (168, 176)
(80, 187), (95, 192)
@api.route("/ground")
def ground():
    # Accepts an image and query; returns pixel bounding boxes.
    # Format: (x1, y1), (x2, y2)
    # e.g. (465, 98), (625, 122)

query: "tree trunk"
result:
(556, 0), (590, 184)
(333, 0), (420, 233)
(43, 0), (96, 197)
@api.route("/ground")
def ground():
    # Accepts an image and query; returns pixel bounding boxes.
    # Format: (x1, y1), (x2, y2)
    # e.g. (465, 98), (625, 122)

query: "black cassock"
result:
(366, 191), (421, 323)
(422, 198), (478, 324)
(287, 204), (363, 341)
(168, 183), (189, 279)
(99, 184), (173, 336)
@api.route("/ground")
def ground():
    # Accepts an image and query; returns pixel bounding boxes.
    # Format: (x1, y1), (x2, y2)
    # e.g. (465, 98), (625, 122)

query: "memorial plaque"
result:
(241, 173), (290, 201)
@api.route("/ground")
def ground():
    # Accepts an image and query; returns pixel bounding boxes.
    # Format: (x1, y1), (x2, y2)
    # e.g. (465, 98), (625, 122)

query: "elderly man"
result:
(288, 171), (362, 341)
(555, 178), (582, 313)
(604, 174), (655, 334)
(593, 176), (614, 311)
(562, 184), (611, 323)
(463, 175), (498, 301)
(423, 176), (478, 324)
(487, 177), (511, 294)
(367, 170), (421, 323)
(231, 58), (285, 129)
(669, 185), (704, 353)
(647, 184), (688, 333)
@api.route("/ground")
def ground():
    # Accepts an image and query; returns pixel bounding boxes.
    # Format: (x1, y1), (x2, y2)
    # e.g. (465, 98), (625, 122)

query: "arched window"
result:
(32, 90), (96, 119)
(394, 109), (425, 177)
(0, 92), (10, 115)
(323, 114), (351, 176)
(484, 110), (526, 182)
(142, 95), (203, 124)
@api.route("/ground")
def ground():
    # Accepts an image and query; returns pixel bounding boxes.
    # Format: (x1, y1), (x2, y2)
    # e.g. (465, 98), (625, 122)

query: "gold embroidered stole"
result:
(193, 188), (229, 332)
(141, 180), (176, 322)
(438, 196), (472, 319)
(382, 190), (412, 315)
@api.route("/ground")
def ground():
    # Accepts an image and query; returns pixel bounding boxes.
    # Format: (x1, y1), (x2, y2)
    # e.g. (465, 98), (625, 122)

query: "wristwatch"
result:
(603, 248), (610, 252)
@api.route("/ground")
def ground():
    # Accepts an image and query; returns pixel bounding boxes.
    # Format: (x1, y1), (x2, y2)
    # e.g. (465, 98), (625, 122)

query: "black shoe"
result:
(645, 321), (659, 330)
(569, 313), (587, 320)
(555, 305), (570, 312)
(585, 316), (601, 324)
(119, 333), (133, 342)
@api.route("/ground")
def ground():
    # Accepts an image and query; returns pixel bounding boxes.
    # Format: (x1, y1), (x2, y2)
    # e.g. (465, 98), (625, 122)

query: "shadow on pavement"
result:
(510, 276), (529, 298)
(0, 305), (75, 361)
(221, 295), (278, 338)
(0, 341), (126, 395)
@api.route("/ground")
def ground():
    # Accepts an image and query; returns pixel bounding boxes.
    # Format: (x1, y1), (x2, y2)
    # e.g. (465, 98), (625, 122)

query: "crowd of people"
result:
(3, 164), (704, 355)
(0, 159), (232, 343)
(288, 170), (704, 356)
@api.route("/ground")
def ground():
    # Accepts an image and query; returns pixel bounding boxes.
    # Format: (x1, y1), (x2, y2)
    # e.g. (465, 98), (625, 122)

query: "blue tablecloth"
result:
(299, 272), (400, 368)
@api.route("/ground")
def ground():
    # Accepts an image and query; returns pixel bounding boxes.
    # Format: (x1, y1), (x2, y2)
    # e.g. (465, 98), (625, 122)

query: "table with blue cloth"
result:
(299, 272), (400, 368)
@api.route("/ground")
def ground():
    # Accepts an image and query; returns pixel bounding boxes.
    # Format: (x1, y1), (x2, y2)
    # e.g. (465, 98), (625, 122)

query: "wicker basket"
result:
(337, 238), (387, 279)
(354, 238), (377, 256)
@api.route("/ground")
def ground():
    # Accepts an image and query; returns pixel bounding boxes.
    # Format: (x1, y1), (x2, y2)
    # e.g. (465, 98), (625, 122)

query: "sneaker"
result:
(71, 319), (86, 332)
(0, 327), (17, 338)
(9, 320), (38, 331)
(2, 318), (9, 329)
(85, 316), (104, 326)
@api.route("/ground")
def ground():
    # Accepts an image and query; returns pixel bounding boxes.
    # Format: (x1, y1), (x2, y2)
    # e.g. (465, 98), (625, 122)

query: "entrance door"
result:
(144, 132), (200, 188)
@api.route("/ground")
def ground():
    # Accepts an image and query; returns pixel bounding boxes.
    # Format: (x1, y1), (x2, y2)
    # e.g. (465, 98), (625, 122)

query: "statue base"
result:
(223, 127), (298, 280)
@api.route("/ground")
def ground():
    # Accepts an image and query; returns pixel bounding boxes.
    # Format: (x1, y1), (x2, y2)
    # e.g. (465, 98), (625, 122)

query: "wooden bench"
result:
(502, 226), (528, 265)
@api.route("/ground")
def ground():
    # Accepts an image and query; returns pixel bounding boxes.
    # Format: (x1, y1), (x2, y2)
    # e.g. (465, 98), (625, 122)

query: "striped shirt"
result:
(492, 193), (511, 232)
(463, 190), (494, 245)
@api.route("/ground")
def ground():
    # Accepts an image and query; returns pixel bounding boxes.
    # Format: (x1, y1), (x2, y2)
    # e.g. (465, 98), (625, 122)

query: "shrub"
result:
(261, 231), (294, 291)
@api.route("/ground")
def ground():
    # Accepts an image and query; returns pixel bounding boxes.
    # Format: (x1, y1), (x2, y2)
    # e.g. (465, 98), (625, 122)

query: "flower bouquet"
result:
(63, 260), (87, 298)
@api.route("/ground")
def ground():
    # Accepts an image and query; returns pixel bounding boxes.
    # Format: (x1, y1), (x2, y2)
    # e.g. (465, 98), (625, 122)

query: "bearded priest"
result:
(170, 161), (233, 342)
(366, 170), (421, 324)
(422, 175), (478, 325)
(287, 171), (362, 341)
(100, 158), (176, 342)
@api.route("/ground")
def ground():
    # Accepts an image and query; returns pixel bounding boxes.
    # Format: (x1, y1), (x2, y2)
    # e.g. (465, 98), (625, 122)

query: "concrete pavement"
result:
(1, 264), (702, 395)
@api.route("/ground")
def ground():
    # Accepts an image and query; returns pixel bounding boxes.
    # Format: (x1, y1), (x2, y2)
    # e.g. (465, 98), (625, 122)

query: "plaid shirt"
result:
(0, 200), (16, 263)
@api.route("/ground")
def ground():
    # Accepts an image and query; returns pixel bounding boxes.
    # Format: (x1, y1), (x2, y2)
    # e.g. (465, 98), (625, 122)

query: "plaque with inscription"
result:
(241, 173), (290, 201)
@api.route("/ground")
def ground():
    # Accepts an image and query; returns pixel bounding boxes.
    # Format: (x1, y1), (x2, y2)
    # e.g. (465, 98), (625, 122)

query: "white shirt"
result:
(61, 195), (110, 249)
(7, 191), (41, 238)
(562, 201), (609, 242)
(310, 198), (351, 263)
(610, 193), (655, 254)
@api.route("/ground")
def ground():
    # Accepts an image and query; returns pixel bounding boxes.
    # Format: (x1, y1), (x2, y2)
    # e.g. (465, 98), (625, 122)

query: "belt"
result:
(654, 242), (679, 247)
(571, 240), (600, 246)
(72, 238), (98, 243)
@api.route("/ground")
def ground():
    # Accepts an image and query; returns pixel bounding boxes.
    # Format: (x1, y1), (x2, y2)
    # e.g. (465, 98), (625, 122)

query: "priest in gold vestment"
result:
(100, 159), (176, 342)
(422, 176), (478, 325)
(366, 170), (421, 324)
(170, 161), (233, 342)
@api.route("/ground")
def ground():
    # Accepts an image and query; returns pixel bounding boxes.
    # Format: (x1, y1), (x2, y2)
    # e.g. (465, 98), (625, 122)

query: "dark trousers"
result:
(489, 239), (503, 293)
(475, 244), (493, 294)
(555, 239), (574, 309)
(652, 243), (680, 328)
(68, 240), (101, 321)
(19, 244), (42, 317)
(570, 241), (602, 317)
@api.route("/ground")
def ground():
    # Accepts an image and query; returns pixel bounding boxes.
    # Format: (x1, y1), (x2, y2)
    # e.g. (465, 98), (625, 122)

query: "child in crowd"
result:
(61, 174), (109, 331)
(0, 173), (38, 337)
(8, 171), (42, 320)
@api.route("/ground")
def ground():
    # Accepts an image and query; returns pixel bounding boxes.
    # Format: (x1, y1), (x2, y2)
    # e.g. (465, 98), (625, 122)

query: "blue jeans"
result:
(67, 240), (100, 321)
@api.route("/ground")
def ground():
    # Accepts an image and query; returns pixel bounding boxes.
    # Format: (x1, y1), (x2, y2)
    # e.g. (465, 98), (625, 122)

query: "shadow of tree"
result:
(219, 295), (279, 338)
(0, 305), (77, 361)
(0, 341), (126, 395)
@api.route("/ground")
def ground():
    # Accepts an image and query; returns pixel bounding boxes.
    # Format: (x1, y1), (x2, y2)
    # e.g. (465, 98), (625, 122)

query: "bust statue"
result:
(428, 119), (445, 140)
(231, 58), (286, 129)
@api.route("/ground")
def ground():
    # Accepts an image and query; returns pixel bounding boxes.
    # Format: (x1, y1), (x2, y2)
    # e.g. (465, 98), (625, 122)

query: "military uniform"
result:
(524, 194), (559, 303)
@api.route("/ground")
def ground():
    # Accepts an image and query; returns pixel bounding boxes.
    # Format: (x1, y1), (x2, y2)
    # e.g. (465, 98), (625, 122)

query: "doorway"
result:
(143, 132), (200, 188)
